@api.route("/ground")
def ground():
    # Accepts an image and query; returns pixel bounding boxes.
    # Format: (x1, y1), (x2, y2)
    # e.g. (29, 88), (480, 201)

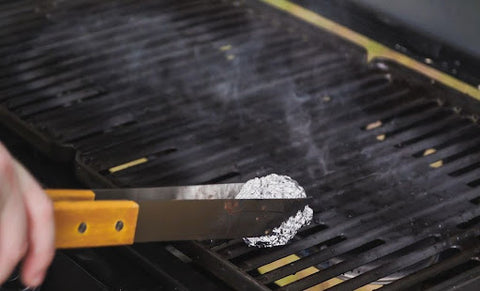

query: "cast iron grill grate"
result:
(1, 0), (480, 290)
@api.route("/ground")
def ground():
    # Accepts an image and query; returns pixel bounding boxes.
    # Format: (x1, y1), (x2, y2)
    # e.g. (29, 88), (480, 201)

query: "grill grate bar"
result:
(382, 244), (480, 291)
(424, 264), (480, 291)
(261, 196), (480, 287)
(241, 186), (480, 271)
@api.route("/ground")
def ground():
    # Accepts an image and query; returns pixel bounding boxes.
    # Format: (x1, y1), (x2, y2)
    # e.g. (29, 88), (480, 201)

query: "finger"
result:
(14, 160), (55, 287)
(0, 144), (28, 285)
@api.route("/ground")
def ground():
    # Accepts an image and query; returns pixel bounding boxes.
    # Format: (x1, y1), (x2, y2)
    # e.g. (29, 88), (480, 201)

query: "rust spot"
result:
(224, 200), (240, 215)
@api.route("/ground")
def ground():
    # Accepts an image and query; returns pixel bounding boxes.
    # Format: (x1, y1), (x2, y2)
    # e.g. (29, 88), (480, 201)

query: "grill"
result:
(1, 0), (480, 290)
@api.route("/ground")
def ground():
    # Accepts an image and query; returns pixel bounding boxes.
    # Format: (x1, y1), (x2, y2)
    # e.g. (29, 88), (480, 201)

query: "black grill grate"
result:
(1, 0), (480, 290)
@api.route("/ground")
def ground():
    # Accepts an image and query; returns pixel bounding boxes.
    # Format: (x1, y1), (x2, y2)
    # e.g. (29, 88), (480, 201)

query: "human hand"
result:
(0, 143), (55, 287)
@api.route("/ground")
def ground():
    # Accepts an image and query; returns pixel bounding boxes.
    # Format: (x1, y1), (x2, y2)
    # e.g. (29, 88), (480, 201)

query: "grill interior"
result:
(2, 0), (480, 290)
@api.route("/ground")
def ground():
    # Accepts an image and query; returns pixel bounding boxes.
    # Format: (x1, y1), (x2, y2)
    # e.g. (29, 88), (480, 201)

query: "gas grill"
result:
(1, 0), (480, 290)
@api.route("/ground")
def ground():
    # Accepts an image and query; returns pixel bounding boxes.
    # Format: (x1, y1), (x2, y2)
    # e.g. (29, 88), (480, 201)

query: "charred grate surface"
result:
(2, 0), (480, 290)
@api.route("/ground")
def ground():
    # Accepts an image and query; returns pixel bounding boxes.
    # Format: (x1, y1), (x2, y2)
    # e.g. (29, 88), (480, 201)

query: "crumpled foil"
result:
(235, 174), (313, 248)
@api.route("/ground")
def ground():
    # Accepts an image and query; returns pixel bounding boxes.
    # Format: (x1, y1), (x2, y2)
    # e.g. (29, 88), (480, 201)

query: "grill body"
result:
(1, 0), (480, 290)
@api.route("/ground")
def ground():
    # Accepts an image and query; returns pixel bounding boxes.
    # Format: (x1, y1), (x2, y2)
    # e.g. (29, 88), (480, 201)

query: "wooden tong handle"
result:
(45, 189), (96, 201)
(45, 189), (139, 249)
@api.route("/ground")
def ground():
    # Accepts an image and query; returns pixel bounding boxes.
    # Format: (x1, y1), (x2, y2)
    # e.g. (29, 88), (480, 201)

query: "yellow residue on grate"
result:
(430, 160), (444, 168)
(365, 120), (383, 130)
(258, 254), (380, 290)
(226, 54), (236, 60)
(108, 157), (148, 173)
(220, 44), (232, 51)
(258, 255), (319, 287)
(423, 148), (437, 156)
(376, 134), (386, 141)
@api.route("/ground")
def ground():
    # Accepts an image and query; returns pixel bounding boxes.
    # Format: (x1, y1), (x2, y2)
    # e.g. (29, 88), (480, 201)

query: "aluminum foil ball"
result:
(235, 174), (313, 247)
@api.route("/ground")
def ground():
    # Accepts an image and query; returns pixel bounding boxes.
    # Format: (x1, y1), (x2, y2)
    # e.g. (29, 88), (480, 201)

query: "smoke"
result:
(22, 0), (349, 185)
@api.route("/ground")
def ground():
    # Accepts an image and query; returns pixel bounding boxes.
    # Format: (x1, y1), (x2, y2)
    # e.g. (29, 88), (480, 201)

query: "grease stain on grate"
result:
(108, 157), (149, 173)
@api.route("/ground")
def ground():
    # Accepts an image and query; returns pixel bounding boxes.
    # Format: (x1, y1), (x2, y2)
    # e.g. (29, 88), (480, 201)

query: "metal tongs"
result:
(47, 183), (310, 248)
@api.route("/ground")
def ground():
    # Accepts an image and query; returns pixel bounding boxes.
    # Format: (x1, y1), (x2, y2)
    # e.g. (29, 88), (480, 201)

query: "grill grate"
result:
(1, 0), (480, 290)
